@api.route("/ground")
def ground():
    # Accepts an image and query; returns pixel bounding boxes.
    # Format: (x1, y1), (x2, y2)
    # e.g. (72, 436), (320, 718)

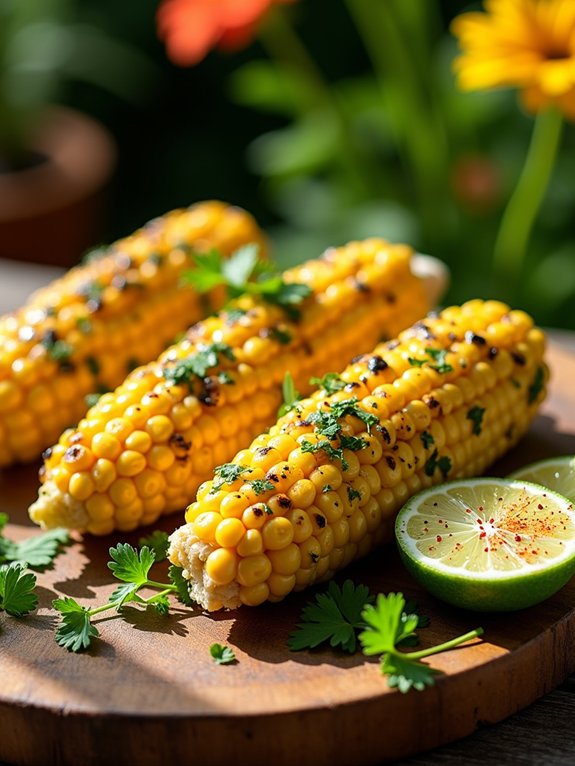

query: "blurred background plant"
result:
(5, 0), (575, 329)
(0, 0), (156, 169)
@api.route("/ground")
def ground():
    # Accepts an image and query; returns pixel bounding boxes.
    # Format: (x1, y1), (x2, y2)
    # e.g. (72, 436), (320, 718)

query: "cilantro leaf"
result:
(168, 564), (196, 607)
(383, 652), (439, 693)
(288, 580), (373, 653)
(359, 593), (483, 694)
(0, 562), (38, 616)
(310, 372), (346, 395)
(138, 530), (169, 562)
(424, 449), (452, 479)
(247, 479), (275, 496)
(222, 244), (260, 288)
(53, 597), (99, 652)
(183, 249), (227, 292)
(163, 342), (235, 389)
(3, 528), (70, 569)
(467, 405), (486, 436)
(0, 513), (8, 534)
(408, 348), (453, 374)
(211, 463), (252, 492)
(148, 593), (171, 615)
(278, 371), (301, 417)
(210, 642), (237, 665)
(107, 543), (155, 585)
(108, 582), (143, 608)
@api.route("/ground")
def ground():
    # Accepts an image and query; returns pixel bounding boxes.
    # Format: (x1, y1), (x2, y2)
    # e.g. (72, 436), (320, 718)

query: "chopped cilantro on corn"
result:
(0, 201), (265, 466)
(167, 300), (547, 611)
(29, 238), (430, 534)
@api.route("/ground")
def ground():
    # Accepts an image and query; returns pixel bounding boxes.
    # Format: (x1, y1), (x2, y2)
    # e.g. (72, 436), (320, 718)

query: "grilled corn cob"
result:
(29, 238), (431, 534)
(0, 201), (265, 466)
(167, 300), (547, 611)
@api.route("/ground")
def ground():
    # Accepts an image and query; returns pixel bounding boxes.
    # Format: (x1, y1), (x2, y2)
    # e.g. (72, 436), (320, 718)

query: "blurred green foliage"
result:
(55, 0), (575, 329)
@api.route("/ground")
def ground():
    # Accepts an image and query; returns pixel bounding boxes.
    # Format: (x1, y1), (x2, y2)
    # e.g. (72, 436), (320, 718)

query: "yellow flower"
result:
(452, 0), (575, 120)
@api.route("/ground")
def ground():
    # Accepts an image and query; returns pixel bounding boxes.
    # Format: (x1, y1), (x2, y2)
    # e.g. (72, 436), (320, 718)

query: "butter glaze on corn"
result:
(0, 201), (264, 466)
(29, 239), (430, 534)
(167, 300), (548, 611)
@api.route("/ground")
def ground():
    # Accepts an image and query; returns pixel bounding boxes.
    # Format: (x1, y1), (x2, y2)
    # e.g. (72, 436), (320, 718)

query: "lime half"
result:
(395, 478), (575, 612)
(510, 456), (575, 503)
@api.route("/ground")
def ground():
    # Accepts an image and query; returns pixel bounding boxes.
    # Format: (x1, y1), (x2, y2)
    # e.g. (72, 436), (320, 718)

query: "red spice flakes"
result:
(537, 504), (544, 510)
(515, 535), (522, 542)
(436, 535), (443, 543)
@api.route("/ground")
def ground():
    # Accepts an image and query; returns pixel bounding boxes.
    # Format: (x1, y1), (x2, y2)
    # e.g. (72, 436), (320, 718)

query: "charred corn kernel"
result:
(31, 237), (431, 533)
(168, 300), (547, 610)
(1, 201), (264, 468)
(286, 508), (313, 543)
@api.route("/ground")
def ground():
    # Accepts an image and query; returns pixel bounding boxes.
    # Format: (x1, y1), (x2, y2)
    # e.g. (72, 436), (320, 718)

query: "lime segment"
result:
(395, 478), (575, 612)
(510, 455), (575, 503)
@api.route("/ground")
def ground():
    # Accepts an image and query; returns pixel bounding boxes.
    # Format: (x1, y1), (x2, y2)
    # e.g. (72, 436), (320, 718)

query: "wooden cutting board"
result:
(1, 337), (575, 766)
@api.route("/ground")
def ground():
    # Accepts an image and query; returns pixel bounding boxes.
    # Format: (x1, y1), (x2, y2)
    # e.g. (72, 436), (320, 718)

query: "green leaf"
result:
(183, 249), (226, 292)
(168, 565), (196, 607)
(247, 479), (275, 496)
(309, 372), (346, 395)
(210, 642), (237, 665)
(278, 371), (301, 417)
(107, 543), (155, 585)
(138, 530), (169, 562)
(359, 593), (408, 656)
(212, 463), (252, 492)
(108, 582), (142, 608)
(467, 405), (486, 436)
(288, 580), (373, 653)
(53, 597), (99, 652)
(382, 652), (439, 693)
(0, 513), (8, 534)
(4, 528), (70, 569)
(0, 563), (38, 616)
(149, 594), (171, 615)
(222, 244), (260, 288)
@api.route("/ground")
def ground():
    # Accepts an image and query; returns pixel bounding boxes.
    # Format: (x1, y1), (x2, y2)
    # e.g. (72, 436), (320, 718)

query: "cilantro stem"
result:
(401, 627), (483, 661)
(145, 580), (176, 591)
(142, 587), (175, 603)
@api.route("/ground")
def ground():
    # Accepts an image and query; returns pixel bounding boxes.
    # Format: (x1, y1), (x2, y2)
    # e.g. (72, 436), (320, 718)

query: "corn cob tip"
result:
(167, 300), (548, 612)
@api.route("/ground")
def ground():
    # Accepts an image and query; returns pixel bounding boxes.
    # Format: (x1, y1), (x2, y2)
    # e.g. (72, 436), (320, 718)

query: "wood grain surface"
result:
(1, 338), (575, 766)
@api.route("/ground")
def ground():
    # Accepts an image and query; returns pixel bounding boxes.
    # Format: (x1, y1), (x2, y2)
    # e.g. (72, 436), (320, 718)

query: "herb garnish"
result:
(359, 593), (483, 693)
(408, 348), (453, 374)
(211, 463), (274, 495)
(138, 530), (170, 562)
(0, 516), (70, 570)
(210, 643), (237, 665)
(309, 372), (346, 395)
(182, 244), (312, 317)
(420, 431), (434, 449)
(424, 449), (452, 479)
(467, 405), (486, 436)
(288, 580), (374, 653)
(278, 371), (301, 417)
(163, 342), (235, 390)
(53, 542), (194, 652)
(289, 582), (483, 693)
(528, 365), (545, 404)
(347, 486), (361, 503)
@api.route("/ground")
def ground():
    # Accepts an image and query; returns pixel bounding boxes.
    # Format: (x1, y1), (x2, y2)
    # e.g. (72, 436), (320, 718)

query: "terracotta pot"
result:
(0, 106), (117, 267)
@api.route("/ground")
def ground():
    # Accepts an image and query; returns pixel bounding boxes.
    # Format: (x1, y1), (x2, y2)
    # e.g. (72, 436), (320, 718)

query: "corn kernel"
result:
(237, 554), (272, 587)
(205, 548), (238, 585)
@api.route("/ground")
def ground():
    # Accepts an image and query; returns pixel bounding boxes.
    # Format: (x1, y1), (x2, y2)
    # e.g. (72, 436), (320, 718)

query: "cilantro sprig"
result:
(289, 582), (483, 693)
(360, 593), (483, 693)
(0, 515), (70, 570)
(408, 348), (453, 374)
(183, 244), (312, 317)
(53, 541), (194, 652)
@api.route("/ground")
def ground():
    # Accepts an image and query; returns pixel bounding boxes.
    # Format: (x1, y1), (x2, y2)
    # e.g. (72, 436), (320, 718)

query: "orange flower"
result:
(452, 0), (575, 120)
(157, 0), (296, 66)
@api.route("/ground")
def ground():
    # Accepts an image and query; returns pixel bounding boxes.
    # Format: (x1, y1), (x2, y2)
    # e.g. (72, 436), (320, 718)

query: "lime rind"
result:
(394, 477), (575, 612)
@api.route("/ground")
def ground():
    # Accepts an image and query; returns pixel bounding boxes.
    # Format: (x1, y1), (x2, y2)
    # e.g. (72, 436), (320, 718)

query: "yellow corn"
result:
(29, 238), (430, 534)
(0, 201), (265, 466)
(167, 300), (548, 611)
